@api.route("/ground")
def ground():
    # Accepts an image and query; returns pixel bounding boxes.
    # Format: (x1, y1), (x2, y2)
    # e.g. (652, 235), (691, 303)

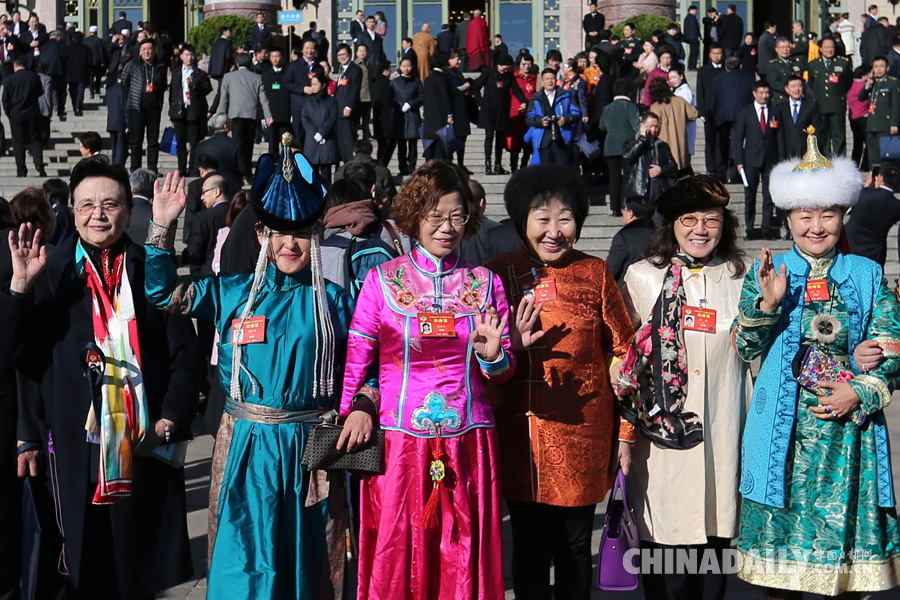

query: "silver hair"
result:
(209, 112), (231, 132)
(129, 168), (156, 198)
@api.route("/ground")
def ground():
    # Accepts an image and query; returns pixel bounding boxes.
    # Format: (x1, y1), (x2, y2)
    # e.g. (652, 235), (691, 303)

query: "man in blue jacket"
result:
(525, 68), (580, 165)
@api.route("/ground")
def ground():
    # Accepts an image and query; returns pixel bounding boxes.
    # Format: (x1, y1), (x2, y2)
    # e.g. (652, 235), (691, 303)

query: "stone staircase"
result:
(2, 71), (895, 281)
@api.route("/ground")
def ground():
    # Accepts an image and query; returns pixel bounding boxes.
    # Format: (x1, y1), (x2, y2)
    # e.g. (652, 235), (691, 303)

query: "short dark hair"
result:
(343, 160), (377, 190)
(854, 64), (872, 78)
(709, 42), (723, 52)
(688, 6), (697, 12)
(728, 4), (737, 11)
(219, 26), (231, 35)
(430, 52), (450, 70)
(337, 43), (352, 55)
(873, 55), (889, 66)
(624, 196), (654, 219)
(353, 139), (374, 155)
(376, 59), (391, 72)
(42, 178), (69, 207)
(198, 154), (219, 171)
(649, 77), (673, 104)
(612, 78), (632, 97)
(753, 79), (771, 90)
(225, 190), (249, 228)
(504, 165), (589, 241)
(119, 11), (127, 18)
(545, 49), (562, 63)
(641, 111), (660, 124)
(540, 67), (557, 78)
(181, 43), (196, 55)
(785, 74), (803, 86)
(324, 179), (368, 213)
(402, 37), (413, 45)
(78, 131), (103, 154)
(494, 33), (502, 40)
(624, 22), (636, 30)
(765, 20), (776, 29)
(73, 31), (84, 43)
(656, 44), (675, 59)
(69, 158), (133, 210)
(880, 161), (900, 189)
(10, 188), (53, 235)
(235, 52), (252, 69)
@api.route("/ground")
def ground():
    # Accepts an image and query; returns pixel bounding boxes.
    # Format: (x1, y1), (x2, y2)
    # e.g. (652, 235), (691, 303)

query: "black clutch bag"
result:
(300, 424), (386, 474)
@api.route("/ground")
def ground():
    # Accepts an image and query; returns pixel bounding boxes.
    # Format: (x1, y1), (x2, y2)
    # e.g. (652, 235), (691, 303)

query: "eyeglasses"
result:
(200, 187), (216, 195)
(678, 215), (723, 229)
(74, 201), (124, 215)
(423, 213), (470, 228)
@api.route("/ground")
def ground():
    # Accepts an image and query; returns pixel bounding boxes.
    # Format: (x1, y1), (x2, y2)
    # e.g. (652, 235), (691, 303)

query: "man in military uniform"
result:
(768, 37), (804, 105)
(858, 56), (900, 170)
(807, 37), (853, 156)
(791, 20), (809, 74)
(619, 21), (641, 82)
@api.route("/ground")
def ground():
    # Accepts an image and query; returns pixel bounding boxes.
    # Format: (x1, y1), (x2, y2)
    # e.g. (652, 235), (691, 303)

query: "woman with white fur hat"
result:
(733, 127), (900, 598)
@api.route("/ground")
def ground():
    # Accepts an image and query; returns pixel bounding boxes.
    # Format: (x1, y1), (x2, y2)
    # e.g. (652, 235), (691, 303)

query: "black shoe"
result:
(460, 165), (473, 175)
(494, 164), (509, 175)
(37, 169), (47, 177)
(764, 230), (781, 241)
(485, 161), (492, 175)
(746, 229), (761, 240)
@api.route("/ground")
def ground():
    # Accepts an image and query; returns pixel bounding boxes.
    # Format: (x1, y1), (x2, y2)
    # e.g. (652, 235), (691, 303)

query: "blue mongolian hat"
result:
(250, 132), (328, 231)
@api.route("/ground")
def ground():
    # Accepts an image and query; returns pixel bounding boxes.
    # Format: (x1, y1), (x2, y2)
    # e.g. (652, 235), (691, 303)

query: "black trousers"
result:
(703, 119), (725, 174)
(851, 117), (868, 170)
(743, 165), (777, 233)
(313, 163), (332, 186)
(50, 74), (65, 117)
(396, 138), (417, 174)
(687, 40), (700, 70)
(607, 155), (625, 212)
(357, 100), (371, 139)
(507, 501), (596, 600)
(423, 138), (447, 160)
(717, 121), (736, 180)
(128, 107), (162, 172)
(640, 537), (731, 600)
(538, 139), (573, 167)
(110, 130), (128, 166)
(336, 116), (357, 164)
(267, 121), (293, 157)
(482, 125), (505, 164)
(89, 65), (104, 95)
(867, 130), (885, 172)
(10, 118), (43, 176)
(231, 117), (257, 179)
(376, 135), (395, 166)
(68, 82), (85, 113)
(291, 110), (306, 150)
(172, 117), (202, 176)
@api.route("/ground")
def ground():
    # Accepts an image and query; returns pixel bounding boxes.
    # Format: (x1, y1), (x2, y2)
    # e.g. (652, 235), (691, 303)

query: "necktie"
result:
(792, 102), (799, 124)
(760, 106), (767, 133)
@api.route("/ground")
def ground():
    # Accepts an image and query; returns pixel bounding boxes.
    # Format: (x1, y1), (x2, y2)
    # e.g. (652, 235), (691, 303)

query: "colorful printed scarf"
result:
(77, 242), (148, 504)
(617, 256), (704, 449)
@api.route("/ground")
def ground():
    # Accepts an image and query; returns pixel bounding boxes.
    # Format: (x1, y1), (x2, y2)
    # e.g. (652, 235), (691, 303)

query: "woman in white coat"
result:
(617, 175), (752, 600)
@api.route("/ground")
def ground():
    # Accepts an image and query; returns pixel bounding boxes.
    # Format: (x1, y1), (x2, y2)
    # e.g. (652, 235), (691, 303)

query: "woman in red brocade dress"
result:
(507, 53), (537, 172)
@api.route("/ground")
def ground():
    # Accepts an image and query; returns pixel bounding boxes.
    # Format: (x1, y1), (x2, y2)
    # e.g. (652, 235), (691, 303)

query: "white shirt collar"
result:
(754, 101), (767, 112)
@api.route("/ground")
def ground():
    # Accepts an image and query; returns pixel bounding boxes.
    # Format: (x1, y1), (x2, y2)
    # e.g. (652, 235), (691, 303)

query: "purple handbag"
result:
(596, 468), (640, 591)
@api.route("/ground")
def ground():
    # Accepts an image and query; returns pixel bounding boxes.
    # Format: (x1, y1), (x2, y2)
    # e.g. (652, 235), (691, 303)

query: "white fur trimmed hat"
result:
(768, 126), (862, 211)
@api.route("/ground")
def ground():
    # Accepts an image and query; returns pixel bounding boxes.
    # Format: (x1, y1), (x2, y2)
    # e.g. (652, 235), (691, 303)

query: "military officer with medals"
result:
(620, 21), (641, 82)
(807, 37), (852, 157)
(858, 55), (900, 171)
(768, 37), (804, 105)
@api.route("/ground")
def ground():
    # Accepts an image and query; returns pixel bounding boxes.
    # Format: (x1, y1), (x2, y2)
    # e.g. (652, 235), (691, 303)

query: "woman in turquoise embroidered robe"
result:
(733, 245), (900, 595)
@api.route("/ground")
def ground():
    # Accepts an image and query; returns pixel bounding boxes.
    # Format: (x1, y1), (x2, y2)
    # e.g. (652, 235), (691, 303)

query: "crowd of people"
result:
(1, 4), (900, 600)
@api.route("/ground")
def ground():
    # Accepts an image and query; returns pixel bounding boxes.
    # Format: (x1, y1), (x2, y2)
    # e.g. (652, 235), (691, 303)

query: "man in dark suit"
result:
(735, 80), (782, 240)
(349, 10), (365, 48)
(196, 114), (243, 184)
(777, 75), (824, 159)
(583, 2), (605, 51)
(187, 174), (231, 276)
(400, 38), (419, 79)
(124, 168), (155, 244)
(437, 24), (455, 55)
(110, 11), (133, 36)
(683, 6), (701, 70)
(183, 155), (220, 244)
(719, 4), (743, 58)
(0, 22), (23, 80)
(708, 55), (755, 181)
(470, 54), (526, 174)
(2, 57), (44, 177)
(250, 12), (273, 50)
(422, 53), (455, 161)
(757, 22), (777, 80)
(262, 47), (291, 157)
(65, 32), (92, 116)
(702, 8), (721, 64)
(696, 44), (727, 175)
(207, 26), (233, 80)
(39, 30), (66, 118)
(83, 25), (105, 97)
(357, 16), (385, 70)
(18, 14), (47, 71)
(663, 23), (684, 63)
(334, 43), (362, 165)
(491, 35), (509, 67)
(594, 31), (623, 79)
(606, 195), (656, 282)
(283, 39), (324, 145)
(860, 18), (893, 67)
(845, 163), (900, 266)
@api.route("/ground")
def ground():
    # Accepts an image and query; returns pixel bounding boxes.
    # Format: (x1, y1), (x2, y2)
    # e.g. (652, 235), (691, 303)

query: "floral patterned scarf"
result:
(617, 254), (704, 450)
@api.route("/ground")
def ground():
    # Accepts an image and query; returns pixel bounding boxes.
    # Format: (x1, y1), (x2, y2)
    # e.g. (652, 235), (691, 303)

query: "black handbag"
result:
(300, 423), (386, 473)
(168, 100), (185, 121)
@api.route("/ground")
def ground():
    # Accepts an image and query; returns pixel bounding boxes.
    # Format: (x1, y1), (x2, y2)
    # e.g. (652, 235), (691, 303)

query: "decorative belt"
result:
(224, 398), (329, 425)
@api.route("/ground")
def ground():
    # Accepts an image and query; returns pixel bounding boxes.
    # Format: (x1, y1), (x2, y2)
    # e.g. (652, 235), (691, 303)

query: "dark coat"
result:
(111, 18), (133, 36)
(737, 42), (758, 74)
(720, 12), (744, 50)
(208, 37), (233, 78)
(105, 44), (130, 86)
(370, 72), (392, 139)
(458, 219), (522, 266)
(594, 41), (623, 79)
(357, 30), (385, 69)
(349, 19), (365, 46)
(389, 74), (424, 140)
(187, 200), (229, 276)
(262, 68), (290, 123)
(734, 102), (781, 169)
(622, 135), (677, 200)
(889, 49), (900, 79)
(844, 187), (900, 266)
(758, 31), (777, 76)
(250, 24), (273, 50)
(401, 48), (419, 79)
(220, 201), (262, 275)
(19, 27), (47, 69)
(282, 58), (324, 113)
(39, 38), (66, 77)
(708, 68), (755, 125)
(169, 65), (212, 122)
(65, 41), (93, 85)
(301, 92), (338, 165)
(695, 62), (725, 117)
(0, 35), (24, 78)
(446, 67), (471, 137)
(860, 25), (893, 67)
(104, 81), (127, 132)
(0, 238), (200, 599)
(583, 11), (606, 49)
(436, 30), (455, 54)
(196, 132), (242, 182)
(702, 15), (721, 44)
(422, 68), (454, 139)
(125, 196), (153, 244)
(683, 14), (701, 41)
(2, 68), (41, 120)
(334, 60), (363, 115)
(491, 42), (509, 67)
(120, 59), (167, 111)
(606, 218), (656, 282)
(776, 97), (825, 158)
(664, 34), (685, 61)
(470, 67), (526, 130)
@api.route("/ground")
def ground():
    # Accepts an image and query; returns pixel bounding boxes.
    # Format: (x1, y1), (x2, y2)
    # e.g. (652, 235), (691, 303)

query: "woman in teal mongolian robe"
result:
(732, 137), (900, 597)
(144, 139), (355, 599)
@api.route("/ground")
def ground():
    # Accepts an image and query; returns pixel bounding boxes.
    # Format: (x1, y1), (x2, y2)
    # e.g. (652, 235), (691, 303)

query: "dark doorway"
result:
(449, 0), (486, 23)
(752, 0), (792, 41)
(149, 0), (186, 44)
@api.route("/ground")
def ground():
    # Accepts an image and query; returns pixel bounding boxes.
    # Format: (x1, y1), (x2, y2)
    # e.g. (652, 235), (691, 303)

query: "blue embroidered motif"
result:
(411, 392), (462, 433)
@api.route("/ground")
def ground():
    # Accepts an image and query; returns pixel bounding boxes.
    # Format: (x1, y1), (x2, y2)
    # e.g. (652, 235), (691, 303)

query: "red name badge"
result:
(417, 313), (456, 338)
(496, 81), (503, 88)
(231, 316), (266, 345)
(682, 306), (716, 333)
(624, 48), (632, 54)
(145, 82), (154, 93)
(751, 49), (757, 56)
(769, 118), (779, 129)
(339, 77), (348, 86)
(828, 74), (840, 83)
(522, 278), (558, 303)
(869, 104), (876, 114)
(805, 279), (830, 302)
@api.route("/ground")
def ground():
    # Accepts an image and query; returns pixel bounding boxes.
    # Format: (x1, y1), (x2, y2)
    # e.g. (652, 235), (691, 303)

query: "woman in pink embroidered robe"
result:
(339, 162), (515, 600)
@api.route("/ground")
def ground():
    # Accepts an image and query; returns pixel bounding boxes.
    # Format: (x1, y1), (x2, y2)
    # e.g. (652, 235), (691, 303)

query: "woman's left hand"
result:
(811, 381), (861, 420)
(611, 441), (631, 476)
(134, 419), (174, 456)
(471, 306), (508, 362)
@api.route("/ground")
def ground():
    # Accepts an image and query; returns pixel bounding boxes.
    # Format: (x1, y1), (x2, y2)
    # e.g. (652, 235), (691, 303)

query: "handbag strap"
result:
(605, 468), (630, 513)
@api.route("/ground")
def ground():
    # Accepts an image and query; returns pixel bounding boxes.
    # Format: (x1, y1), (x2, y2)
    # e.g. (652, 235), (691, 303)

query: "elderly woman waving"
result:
(733, 132), (900, 598)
